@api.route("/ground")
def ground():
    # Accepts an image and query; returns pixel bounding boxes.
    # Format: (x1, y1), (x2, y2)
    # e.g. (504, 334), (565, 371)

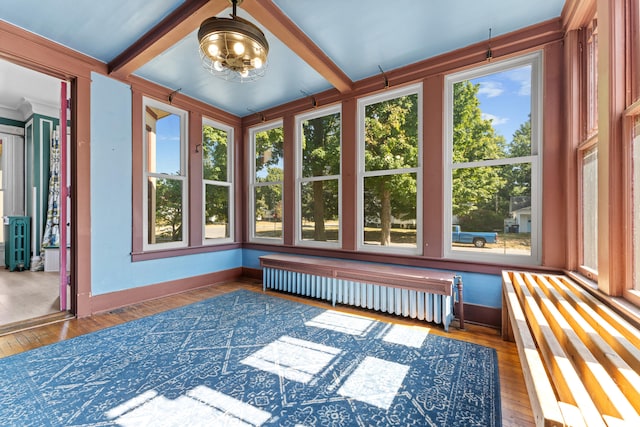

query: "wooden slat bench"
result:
(502, 270), (640, 427)
(260, 254), (464, 331)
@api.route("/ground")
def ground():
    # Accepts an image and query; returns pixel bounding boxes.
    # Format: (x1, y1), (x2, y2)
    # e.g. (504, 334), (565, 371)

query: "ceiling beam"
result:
(242, 0), (353, 93)
(108, 0), (228, 78)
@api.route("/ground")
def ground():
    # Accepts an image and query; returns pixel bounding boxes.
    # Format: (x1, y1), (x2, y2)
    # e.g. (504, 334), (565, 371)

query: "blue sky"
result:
(155, 114), (181, 174)
(471, 64), (531, 144)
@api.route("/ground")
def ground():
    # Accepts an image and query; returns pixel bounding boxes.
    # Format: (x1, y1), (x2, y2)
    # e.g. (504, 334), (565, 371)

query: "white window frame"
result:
(249, 120), (284, 244)
(443, 52), (543, 265)
(295, 104), (342, 248)
(202, 118), (234, 245)
(142, 97), (188, 251)
(356, 83), (423, 255)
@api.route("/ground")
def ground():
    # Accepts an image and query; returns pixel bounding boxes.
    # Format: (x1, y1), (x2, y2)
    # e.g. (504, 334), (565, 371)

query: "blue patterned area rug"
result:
(0, 290), (501, 426)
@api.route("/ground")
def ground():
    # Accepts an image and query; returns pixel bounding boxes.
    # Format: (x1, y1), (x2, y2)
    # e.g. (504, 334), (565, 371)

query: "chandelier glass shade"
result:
(198, 1), (269, 82)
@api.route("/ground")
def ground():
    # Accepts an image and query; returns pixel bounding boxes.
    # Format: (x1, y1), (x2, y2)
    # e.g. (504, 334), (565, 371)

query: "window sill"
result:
(132, 242), (241, 262)
(566, 270), (640, 330)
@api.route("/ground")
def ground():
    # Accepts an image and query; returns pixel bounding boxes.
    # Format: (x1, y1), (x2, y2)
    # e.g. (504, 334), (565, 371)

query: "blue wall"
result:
(90, 73), (241, 296)
(243, 249), (502, 308)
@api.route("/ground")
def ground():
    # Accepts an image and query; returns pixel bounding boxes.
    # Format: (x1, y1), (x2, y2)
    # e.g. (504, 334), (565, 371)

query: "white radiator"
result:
(262, 267), (455, 331)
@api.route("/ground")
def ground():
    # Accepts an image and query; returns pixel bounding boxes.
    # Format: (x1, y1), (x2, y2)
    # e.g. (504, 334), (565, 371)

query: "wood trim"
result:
(241, 18), (563, 128)
(596, 0), (627, 296)
(422, 75), (444, 258)
(242, 126), (251, 243)
(242, 267), (262, 280)
(242, 243), (564, 277)
(189, 111), (204, 247)
(90, 267), (243, 314)
(0, 20), (106, 78)
(463, 303), (502, 329)
(233, 119), (244, 244)
(282, 115), (295, 246)
(131, 242), (241, 261)
(563, 29), (583, 271)
(341, 99), (357, 251)
(562, 0), (597, 31)
(73, 75), (93, 318)
(131, 89), (144, 255)
(242, 0), (353, 93)
(108, 0), (227, 78)
(622, 110), (639, 301)
(541, 40), (567, 268)
(630, 0), (640, 102)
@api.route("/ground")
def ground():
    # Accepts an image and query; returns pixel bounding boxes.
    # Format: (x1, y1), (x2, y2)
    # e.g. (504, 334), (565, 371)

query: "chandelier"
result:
(198, 0), (269, 82)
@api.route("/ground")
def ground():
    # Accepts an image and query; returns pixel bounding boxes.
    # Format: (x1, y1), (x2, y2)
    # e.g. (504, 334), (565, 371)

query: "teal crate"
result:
(4, 216), (31, 272)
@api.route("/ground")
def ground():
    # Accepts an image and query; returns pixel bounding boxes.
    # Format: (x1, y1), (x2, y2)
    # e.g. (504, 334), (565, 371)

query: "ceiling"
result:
(0, 0), (566, 118)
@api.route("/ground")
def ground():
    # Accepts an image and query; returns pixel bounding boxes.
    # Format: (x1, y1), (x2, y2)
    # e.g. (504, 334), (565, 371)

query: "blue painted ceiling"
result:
(0, 0), (565, 117)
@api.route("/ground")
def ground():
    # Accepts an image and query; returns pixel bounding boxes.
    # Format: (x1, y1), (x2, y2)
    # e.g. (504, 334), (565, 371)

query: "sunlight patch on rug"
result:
(304, 310), (376, 336)
(107, 386), (271, 427)
(381, 324), (430, 348)
(241, 335), (341, 384)
(337, 356), (409, 410)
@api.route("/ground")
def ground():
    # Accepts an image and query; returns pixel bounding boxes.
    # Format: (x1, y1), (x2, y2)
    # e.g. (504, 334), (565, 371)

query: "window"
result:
(250, 121), (284, 243)
(202, 119), (233, 244)
(579, 16), (598, 278)
(581, 145), (598, 274)
(295, 105), (341, 247)
(444, 53), (542, 264)
(586, 19), (598, 137)
(143, 98), (188, 250)
(357, 84), (422, 254)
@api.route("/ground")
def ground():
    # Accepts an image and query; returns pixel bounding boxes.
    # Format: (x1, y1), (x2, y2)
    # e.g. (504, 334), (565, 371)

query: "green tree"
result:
(154, 178), (183, 241)
(255, 127), (283, 180)
(496, 116), (532, 219)
(364, 94), (418, 245)
(257, 167), (283, 221)
(301, 113), (340, 240)
(202, 125), (229, 225)
(452, 81), (506, 218)
(254, 127), (284, 226)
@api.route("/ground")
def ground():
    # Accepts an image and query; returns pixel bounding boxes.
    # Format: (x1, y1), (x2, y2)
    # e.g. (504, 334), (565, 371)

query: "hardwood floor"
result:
(0, 279), (534, 426)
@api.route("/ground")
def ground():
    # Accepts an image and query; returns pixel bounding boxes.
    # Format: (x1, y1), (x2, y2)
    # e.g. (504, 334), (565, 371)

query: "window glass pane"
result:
(452, 164), (531, 255)
(254, 184), (282, 239)
(632, 122), (639, 289)
(582, 146), (598, 271)
(365, 94), (418, 172)
(363, 173), (417, 248)
(586, 21), (598, 134)
(202, 124), (228, 182)
(145, 106), (181, 175)
(255, 127), (283, 182)
(453, 65), (532, 163)
(300, 180), (339, 242)
(147, 176), (183, 244)
(205, 184), (229, 240)
(301, 112), (341, 177)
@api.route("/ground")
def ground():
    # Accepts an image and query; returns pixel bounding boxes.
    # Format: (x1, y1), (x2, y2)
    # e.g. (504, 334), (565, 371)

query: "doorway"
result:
(0, 58), (72, 331)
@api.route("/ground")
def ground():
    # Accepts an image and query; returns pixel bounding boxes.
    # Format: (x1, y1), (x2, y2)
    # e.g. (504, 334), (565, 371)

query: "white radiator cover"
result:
(263, 267), (455, 331)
